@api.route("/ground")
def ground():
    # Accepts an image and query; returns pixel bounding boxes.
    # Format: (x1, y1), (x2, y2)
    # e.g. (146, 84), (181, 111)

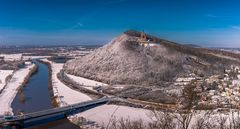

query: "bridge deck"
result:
(0, 97), (112, 127)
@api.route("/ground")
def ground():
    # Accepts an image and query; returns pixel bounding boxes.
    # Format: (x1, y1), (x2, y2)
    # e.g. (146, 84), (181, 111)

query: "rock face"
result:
(64, 30), (239, 86)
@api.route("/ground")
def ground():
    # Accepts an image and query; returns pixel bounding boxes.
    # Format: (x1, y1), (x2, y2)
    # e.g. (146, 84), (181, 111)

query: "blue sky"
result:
(0, 0), (240, 47)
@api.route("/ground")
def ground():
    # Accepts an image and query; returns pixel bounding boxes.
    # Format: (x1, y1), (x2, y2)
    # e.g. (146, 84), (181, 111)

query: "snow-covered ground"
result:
(66, 73), (108, 90)
(77, 104), (152, 127)
(23, 56), (51, 60)
(41, 58), (152, 128)
(66, 73), (107, 87)
(0, 70), (13, 92)
(0, 54), (22, 61)
(40, 59), (91, 107)
(0, 64), (35, 115)
(66, 73), (153, 127)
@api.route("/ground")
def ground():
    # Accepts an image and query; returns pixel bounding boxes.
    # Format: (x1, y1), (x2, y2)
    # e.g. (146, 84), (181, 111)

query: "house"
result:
(24, 61), (32, 65)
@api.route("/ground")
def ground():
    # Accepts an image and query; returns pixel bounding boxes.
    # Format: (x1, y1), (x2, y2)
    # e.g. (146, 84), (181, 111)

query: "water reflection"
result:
(18, 88), (25, 104)
(27, 119), (80, 129)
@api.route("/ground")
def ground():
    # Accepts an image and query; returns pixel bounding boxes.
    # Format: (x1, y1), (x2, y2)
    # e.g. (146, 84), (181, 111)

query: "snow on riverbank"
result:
(41, 58), (152, 128)
(41, 59), (91, 107)
(66, 73), (108, 87)
(0, 70), (13, 92)
(66, 73), (108, 90)
(0, 64), (35, 115)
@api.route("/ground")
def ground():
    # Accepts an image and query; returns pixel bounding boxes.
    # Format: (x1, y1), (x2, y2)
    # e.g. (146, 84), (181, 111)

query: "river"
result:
(11, 60), (80, 129)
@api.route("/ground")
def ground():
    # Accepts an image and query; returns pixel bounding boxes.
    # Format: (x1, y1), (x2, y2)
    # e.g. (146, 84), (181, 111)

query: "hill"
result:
(64, 30), (240, 86)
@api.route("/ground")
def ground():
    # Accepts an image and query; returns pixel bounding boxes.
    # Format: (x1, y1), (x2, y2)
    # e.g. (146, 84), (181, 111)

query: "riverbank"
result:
(40, 58), (153, 128)
(57, 70), (104, 99)
(0, 63), (36, 115)
(11, 60), (80, 129)
(40, 59), (92, 107)
(0, 70), (13, 94)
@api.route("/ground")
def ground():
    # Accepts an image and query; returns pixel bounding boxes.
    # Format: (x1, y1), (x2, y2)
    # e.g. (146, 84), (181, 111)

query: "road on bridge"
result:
(0, 97), (113, 129)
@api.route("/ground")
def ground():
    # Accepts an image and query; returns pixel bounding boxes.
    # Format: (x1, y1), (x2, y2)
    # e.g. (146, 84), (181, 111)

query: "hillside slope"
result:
(64, 30), (240, 86)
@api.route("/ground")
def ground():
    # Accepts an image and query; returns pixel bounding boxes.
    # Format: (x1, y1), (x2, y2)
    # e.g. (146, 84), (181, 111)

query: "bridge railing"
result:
(0, 97), (113, 124)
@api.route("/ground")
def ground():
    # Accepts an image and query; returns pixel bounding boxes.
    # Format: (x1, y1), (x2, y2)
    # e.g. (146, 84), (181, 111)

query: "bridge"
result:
(0, 97), (112, 129)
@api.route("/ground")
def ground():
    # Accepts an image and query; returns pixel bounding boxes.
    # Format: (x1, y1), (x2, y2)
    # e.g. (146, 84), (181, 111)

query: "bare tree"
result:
(174, 110), (193, 129)
(193, 111), (217, 129)
(108, 117), (145, 129)
(230, 111), (240, 129)
(216, 114), (227, 129)
(182, 80), (198, 110)
(149, 111), (176, 129)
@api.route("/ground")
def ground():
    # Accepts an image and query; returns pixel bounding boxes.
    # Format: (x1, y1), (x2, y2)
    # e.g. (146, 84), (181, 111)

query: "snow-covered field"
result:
(0, 54), (22, 61)
(0, 64), (35, 115)
(23, 56), (51, 60)
(66, 73), (108, 90)
(77, 104), (152, 127)
(40, 59), (91, 107)
(66, 73), (107, 87)
(41, 58), (152, 127)
(0, 70), (13, 92)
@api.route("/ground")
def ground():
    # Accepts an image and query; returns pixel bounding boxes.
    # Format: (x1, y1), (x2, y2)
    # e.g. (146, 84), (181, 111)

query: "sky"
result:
(0, 0), (240, 47)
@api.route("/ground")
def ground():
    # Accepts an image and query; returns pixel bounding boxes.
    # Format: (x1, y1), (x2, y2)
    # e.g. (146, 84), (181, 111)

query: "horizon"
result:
(1, 0), (240, 47)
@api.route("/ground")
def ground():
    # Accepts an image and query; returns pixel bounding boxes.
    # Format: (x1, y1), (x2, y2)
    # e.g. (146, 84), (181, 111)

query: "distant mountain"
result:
(64, 30), (240, 86)
(184, 44), (201, 48)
